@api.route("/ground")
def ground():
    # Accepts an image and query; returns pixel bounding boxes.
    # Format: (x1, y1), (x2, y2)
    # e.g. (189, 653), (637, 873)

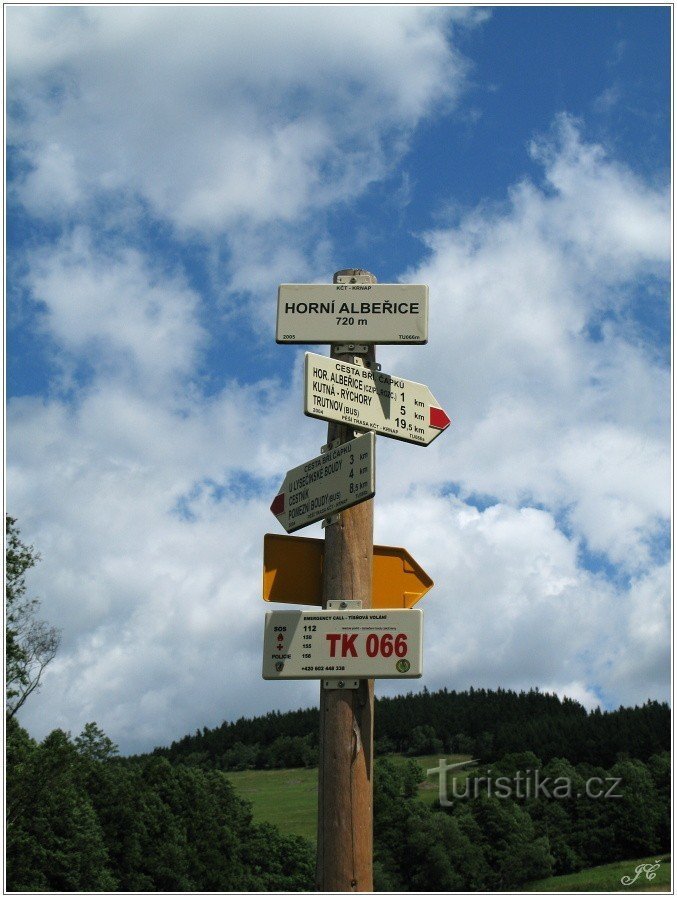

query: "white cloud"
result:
(25, 228), (206, 395)
(6, 10), (669, 753)
(384, 114), (670, 570)
(7, 6), (476, 233)
(529, 114), (669, 274)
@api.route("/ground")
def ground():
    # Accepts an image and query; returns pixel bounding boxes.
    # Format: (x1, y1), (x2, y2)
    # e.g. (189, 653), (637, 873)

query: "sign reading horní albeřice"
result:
(277, 283), (428, 344)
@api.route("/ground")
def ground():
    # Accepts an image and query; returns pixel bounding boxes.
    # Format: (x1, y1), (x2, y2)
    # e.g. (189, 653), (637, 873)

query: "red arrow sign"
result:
(429, 407), (451, 430)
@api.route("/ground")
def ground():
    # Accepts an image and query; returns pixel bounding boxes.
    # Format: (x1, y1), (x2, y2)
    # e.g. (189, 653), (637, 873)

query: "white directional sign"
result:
(277, 283), (428, 344)
(304, 352), (451, 446)
(271, 432), (375, 533)
(262, 608), (423, 680)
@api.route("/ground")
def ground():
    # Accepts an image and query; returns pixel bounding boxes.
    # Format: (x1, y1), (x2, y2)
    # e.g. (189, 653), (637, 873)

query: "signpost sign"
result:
(262, 533), (434, 608)
(270, 432), (375, 533)
(277, 283), (428, 344)
(267, 269), (446, 891)
(262, 608), (423, 679)
(304, 352), (451, 446)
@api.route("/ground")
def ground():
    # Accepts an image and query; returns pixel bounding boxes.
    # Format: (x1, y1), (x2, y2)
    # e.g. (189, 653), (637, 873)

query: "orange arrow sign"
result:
(262, 533), (433, 608)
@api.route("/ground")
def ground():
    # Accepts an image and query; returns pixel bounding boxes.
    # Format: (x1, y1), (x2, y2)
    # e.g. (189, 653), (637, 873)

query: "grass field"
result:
(225, 753), (475, 842)
(226, 759), (670, 892)
(226, 765), (319, 841)
(525, 856), (671, 892)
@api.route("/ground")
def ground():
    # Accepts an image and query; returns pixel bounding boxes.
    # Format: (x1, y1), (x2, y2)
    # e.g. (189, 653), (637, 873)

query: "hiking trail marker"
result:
(270, 432), (375, 533)
(304, 351), (451, 446)
(262, 533), (433, 609)
(277, 283), (428, 344)
(264, 268), (449, 892)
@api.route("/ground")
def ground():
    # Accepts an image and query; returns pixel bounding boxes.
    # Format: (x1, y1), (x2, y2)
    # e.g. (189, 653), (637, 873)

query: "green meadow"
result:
(525, 856), (671, 892)
(225, 754), (476, 842)
(226, 759), (670, 892)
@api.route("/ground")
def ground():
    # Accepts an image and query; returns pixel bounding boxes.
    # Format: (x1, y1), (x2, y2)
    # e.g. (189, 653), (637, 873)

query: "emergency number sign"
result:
(262, 608), (423, 680)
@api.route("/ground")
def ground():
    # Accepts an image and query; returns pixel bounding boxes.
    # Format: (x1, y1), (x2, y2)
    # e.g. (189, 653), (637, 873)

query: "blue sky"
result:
(6, 5), (671, 753)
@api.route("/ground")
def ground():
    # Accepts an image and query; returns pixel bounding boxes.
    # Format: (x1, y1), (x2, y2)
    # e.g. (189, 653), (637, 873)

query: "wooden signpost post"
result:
(264, 268), (450, 892)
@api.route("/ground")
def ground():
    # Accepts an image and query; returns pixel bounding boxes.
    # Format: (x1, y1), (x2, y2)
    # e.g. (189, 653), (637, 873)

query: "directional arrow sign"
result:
(277, 283), (428, 344)
(262, 608), (423, 680)
(270, 432), (375, 533)
(263, 533), (434, 608)
(304, 352), (451, 446)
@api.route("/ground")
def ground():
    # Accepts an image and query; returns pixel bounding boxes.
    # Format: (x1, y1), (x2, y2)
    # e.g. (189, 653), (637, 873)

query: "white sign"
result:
(304, 352), (451, 446)
(277, 284), (428, 344)
(262, 608), (423, 679)
(271, 432), (375, 533)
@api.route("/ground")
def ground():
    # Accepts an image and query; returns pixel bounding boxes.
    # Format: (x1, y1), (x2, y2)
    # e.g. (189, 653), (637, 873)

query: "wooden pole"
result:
(316, 269), (376, 892)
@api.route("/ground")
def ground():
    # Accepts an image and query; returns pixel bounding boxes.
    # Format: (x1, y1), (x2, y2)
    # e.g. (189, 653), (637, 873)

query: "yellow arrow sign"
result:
(263, 533), (433, 608)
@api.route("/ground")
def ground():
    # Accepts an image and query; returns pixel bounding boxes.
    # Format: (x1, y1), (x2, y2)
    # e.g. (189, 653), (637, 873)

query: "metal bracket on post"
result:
(332, 343), (369, 356)
(334, 271), (376, 285)
(323, 678), (360, 690)
(322, 514), (340, 528)
(330, 351), (381, 372)
(321, 438), (342, 454)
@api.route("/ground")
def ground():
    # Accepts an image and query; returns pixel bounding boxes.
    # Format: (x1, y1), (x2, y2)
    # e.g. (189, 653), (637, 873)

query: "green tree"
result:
(606, 757), (662, 857)
(402, 759), (425, 798)
(406, 723), (443, 756)
(647, 751), (671, 851)
(6, 726), (116, 891)
(75, 722), (120, 762)
(467, 793), (553, 888)
(407, 804), (491, 890)
(6, 515), (60, 718)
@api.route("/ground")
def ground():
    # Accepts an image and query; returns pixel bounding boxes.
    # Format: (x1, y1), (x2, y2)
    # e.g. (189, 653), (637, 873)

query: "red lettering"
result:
(394, 634), (408, 657)
(326, 634), (341, 657)
(341, 634), (358, 657)
(366, 634), (379, 657)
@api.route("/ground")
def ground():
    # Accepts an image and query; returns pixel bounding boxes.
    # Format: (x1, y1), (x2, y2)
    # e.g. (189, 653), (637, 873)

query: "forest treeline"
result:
(151, 687), (670, 772)
(6, 717), (314, 891)
(6, 716), (669, 891)
(5, 517), (671, 891)
(5, 516), (314, 892)
(372, 749), (670, 890)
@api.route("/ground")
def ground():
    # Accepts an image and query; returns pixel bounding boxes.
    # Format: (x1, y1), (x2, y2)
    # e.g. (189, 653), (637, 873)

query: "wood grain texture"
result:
(316, 279), (376, 892)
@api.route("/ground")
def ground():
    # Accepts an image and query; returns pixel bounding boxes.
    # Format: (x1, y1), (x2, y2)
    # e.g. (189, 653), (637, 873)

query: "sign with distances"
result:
(271, 432), (375, 533)
(304, 352), (451, 446)
(262, 608), (423, 679)
(277, 283), (428, 344)
(262, 533), (434, 608)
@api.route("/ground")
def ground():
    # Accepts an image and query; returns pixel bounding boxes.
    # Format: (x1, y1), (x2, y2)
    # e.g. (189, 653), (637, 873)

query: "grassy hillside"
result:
(225, 765), (318, 841)
(226, 759), (670, 892)
(525, 856), (671, 892)
(225, 754), (475, 842)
